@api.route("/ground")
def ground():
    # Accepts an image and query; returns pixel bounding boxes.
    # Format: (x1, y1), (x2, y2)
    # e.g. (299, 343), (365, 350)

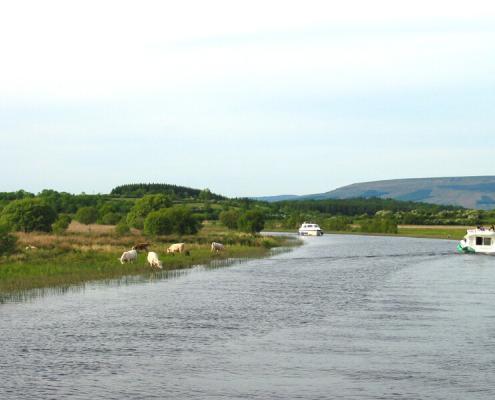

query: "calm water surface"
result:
(1, 235), (495, 399)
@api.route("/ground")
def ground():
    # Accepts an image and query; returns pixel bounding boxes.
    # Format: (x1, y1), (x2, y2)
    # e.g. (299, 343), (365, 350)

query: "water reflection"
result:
(2, 235), (494, 400)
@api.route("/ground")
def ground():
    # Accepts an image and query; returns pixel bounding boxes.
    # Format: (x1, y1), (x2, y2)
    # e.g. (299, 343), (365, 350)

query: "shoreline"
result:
(0, 232), (298, 295)
(264, 225), (470, 241)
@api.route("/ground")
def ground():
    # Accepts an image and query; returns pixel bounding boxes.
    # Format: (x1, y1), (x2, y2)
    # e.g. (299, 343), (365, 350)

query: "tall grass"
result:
(0, 226), (292, 293)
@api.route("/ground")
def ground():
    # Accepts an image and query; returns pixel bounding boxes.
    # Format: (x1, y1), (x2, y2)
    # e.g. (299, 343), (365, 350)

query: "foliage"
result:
(126, 194), (172, 229)
(198, 188), (213, 201)
(0, 198), (57, 232)
(219, 209), (240, 230)
(100, 212), (122, 225)
(75, 207), (98, 225)
(0, 224), (17, 255)
(115, 220), (131, 236)
(144, 207), (201, 235)
(321, 216), (351, 231)
(237, 210), (266, 233)
(359, 217), (398, 234)
(111, 183), (225, 200)
(52, 214), (72, 234)
(277, 197), (461, 216)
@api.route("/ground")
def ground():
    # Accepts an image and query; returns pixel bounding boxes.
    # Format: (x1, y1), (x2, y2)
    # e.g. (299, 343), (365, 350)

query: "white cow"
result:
(147, 251), (163, 269)
(120, 249), (137, 264)
(211, 242), (225, 253)
(167, 243), (185, 254)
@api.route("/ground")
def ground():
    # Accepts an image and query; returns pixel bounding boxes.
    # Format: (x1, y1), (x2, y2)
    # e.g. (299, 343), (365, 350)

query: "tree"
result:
(198, 188), (212, 201)
(0, 198), (57, 232)
(52, 214), (72, 234)
(75, 207), (98, 225)
(126, 194), (172, 229)
(0, 224), (17, 255)
(237, 210), (266, 233)
(219, 209), (240, 230)
(101, 212), (122, 225)
(144, 207), (201, 235)
(322, 216), (350, 231)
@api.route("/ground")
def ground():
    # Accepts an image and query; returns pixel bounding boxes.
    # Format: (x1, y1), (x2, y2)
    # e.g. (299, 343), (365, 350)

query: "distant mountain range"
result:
(254, 176), (495, 210)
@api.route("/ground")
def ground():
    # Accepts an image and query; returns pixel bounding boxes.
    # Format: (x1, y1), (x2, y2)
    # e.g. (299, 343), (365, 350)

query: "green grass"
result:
(0, 235), (292, 294)
(397, 227), (466, 240)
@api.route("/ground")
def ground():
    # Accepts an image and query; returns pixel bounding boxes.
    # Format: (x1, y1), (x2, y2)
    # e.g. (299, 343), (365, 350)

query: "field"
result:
(0, 223), (296, 294)
(397, 225), (470, 240)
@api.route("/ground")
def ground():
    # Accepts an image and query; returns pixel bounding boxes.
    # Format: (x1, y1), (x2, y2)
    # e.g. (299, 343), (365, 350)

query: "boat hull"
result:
(457, 243), (475, 254)
(299, 230), (323, 236)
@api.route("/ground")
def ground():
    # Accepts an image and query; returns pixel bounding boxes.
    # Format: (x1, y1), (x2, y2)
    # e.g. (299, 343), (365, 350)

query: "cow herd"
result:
(119, 241), (225, 269)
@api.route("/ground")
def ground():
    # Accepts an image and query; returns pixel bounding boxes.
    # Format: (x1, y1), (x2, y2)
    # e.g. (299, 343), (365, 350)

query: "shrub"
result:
(322, 216), (351, 231)
(75, 207), (98, 225)
(360, 218), (398, 234)
(126, 194), (172, 229)
(237, 210), (266, 233)
(219, 209), (240, 230)
(52, 214), (72, 234)
(115, 220), (131, 236)
(101, 212), (121, 225)
(0, 224), (17, 255)
(144, 207), (201, 235)
(0, 198), (57, 232)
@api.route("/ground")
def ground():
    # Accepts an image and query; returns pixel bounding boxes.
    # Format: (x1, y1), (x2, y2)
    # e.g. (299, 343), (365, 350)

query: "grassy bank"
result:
(397, 225), (469, 240)
(266, 224), (471, 240)
(0, 225), (295, 294)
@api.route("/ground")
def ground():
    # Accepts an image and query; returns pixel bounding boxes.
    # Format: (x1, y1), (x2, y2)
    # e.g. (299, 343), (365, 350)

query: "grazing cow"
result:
(211, 242), (225, 254)
(132, 242), (150, 252)
(147, 251), (163, 269)
(167, 243), (185, 254)
(120, 249), (138, 264)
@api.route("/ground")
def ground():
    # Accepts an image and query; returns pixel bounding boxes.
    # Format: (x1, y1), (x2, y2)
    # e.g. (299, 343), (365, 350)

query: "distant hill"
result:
(257, 176), (495, 210)
(252, 194), (300, 202)
(110, 183), (226, 200)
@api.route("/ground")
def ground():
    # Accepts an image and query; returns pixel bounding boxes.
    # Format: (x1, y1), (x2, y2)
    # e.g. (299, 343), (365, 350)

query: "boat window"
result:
(484, 238), (492, 246)
(476, 237), (483, 245)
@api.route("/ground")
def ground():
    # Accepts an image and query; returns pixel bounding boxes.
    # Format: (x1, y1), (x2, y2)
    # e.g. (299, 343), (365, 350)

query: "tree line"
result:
(2, 185), (495, 256)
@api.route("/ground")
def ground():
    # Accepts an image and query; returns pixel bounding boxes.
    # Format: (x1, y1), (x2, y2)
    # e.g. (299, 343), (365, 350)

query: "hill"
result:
(110, 183), (225, 200)
(258, 176), (495, 210)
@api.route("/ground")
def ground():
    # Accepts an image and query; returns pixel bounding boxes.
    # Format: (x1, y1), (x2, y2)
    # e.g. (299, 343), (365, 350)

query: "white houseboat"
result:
(298, 222), (324, 236)
(457, 227), (495, 254)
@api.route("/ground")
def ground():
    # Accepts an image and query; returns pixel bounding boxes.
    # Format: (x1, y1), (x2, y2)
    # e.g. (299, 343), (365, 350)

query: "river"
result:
(1, 234), (495, 399)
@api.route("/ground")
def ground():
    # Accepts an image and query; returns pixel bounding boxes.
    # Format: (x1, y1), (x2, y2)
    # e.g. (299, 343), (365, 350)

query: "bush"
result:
(359, 218), (398, 234)
(101, 212), (122, 225)
(115, 220), (131, 236)
(0, 224), (17, 255)
(126, 194), (172, 229)
(144, 207), (201, 236)
(322, 216), (351, 231)
(237, 210), (266, 233)
(52, 214), (72, 234)
(0, 198), (57, 232)
(75, 207), (98, 225)
(219, 209), (240, 230)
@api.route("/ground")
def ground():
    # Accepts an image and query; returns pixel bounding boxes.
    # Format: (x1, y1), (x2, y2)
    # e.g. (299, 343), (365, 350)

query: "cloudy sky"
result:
(1, 0), (494, 197)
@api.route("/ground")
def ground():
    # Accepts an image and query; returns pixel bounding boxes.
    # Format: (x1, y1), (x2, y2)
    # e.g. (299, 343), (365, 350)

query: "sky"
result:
(1, 0), (495, 197)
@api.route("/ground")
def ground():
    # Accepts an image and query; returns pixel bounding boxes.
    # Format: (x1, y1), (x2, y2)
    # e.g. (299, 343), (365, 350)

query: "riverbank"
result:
(266, 225), (470, 240)
(0, 226), (297, 294)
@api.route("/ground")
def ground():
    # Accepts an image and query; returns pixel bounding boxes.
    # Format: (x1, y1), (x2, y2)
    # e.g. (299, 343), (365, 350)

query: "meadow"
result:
(0, 223), (294, 293)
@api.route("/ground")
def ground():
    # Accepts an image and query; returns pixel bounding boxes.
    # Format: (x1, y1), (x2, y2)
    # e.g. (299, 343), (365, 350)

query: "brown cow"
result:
(132, 242), (150, 252)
